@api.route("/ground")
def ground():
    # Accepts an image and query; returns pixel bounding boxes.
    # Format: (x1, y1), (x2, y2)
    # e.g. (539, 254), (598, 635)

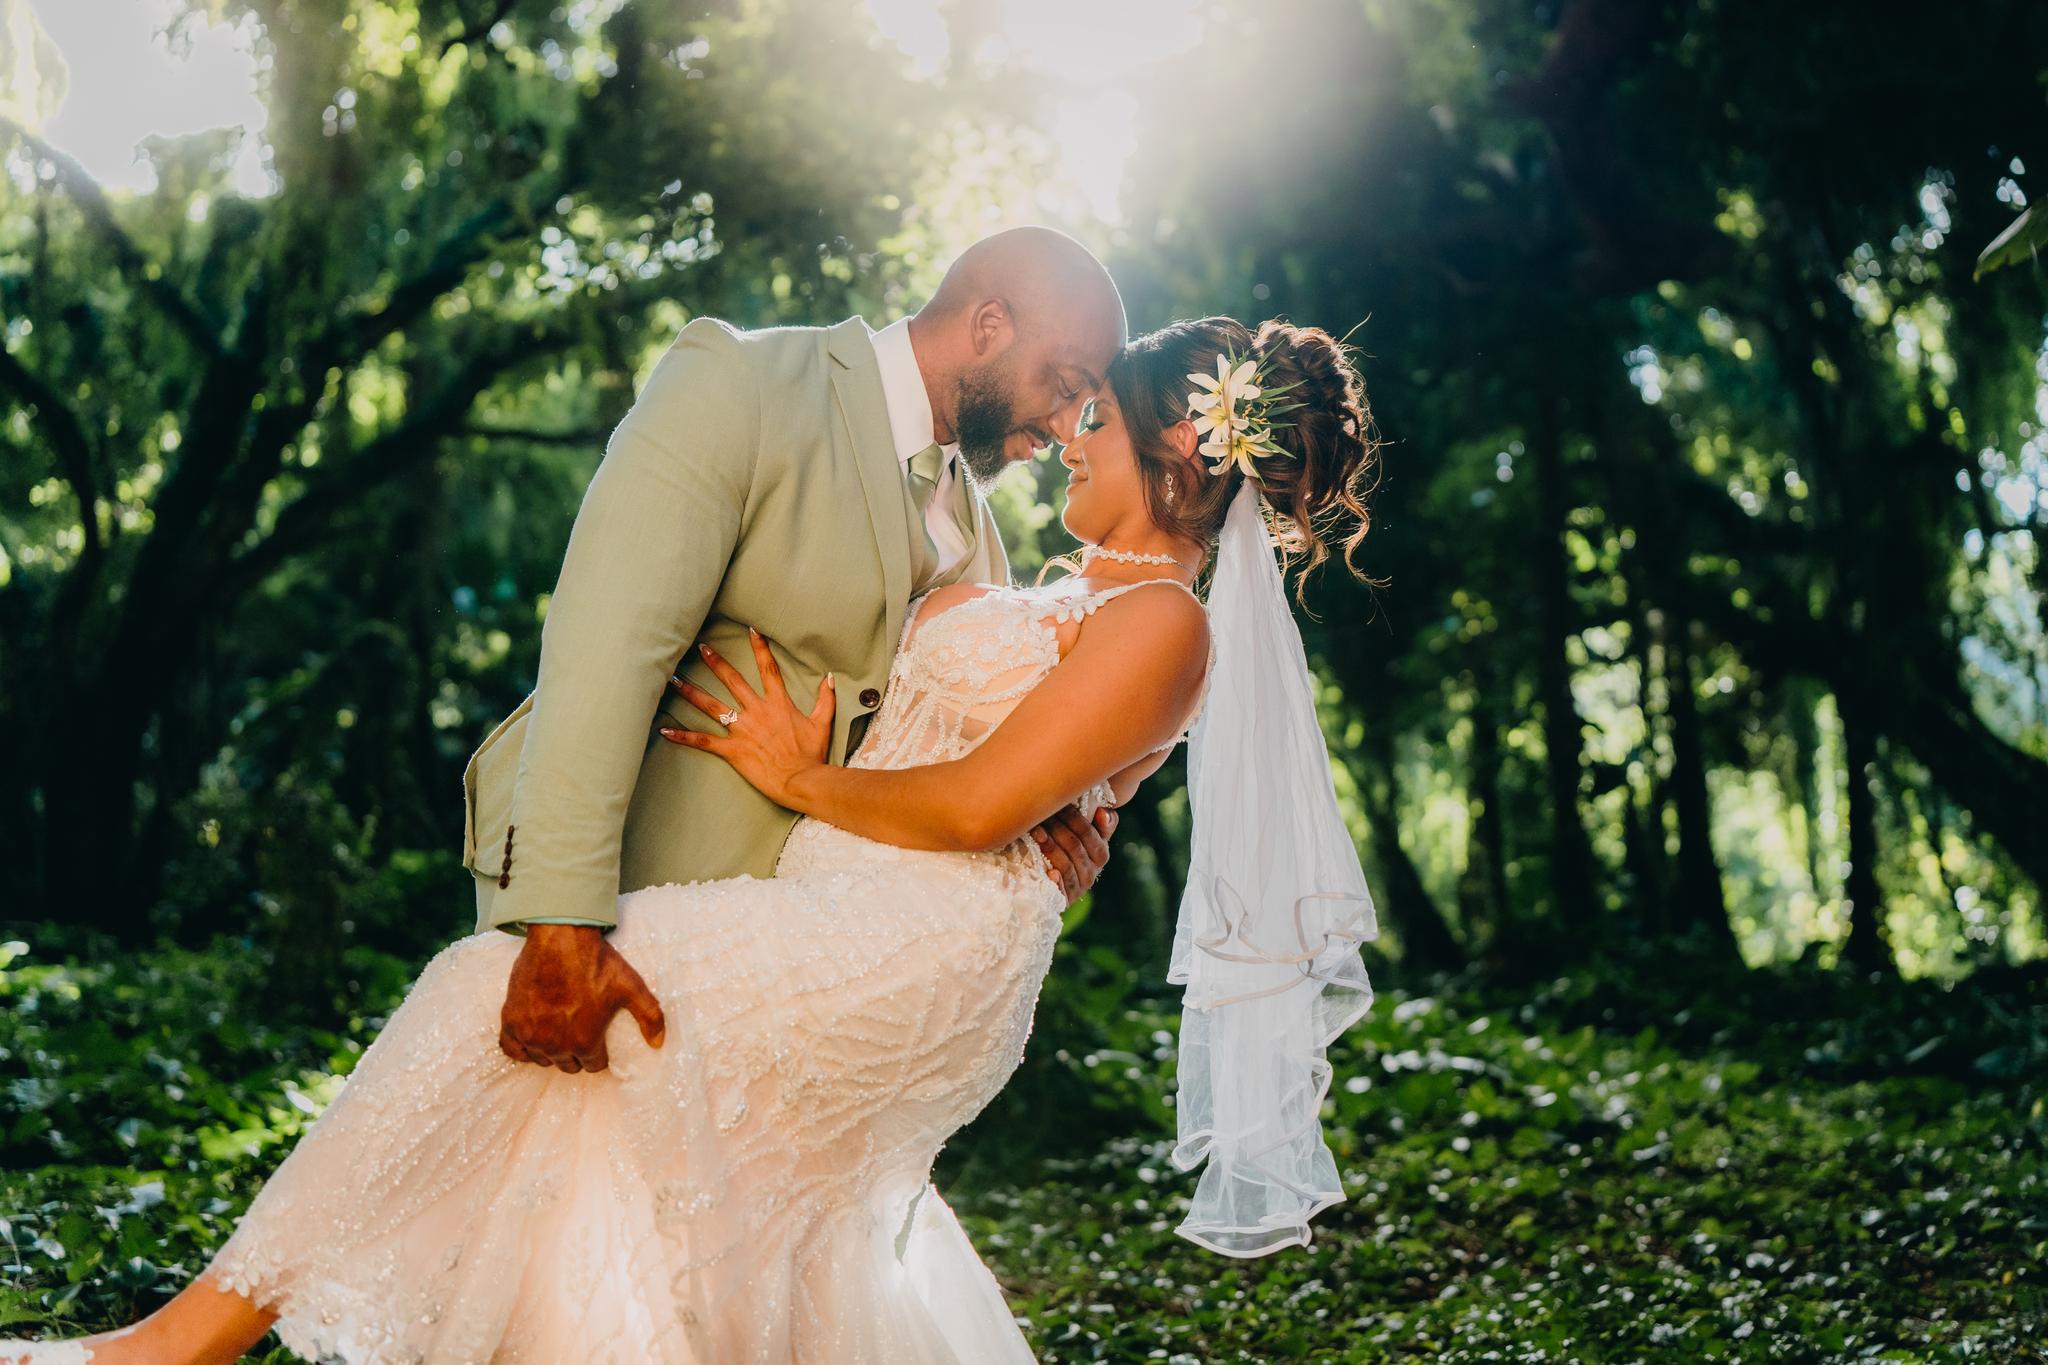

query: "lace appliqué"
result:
(0, 1340), (95, 1362)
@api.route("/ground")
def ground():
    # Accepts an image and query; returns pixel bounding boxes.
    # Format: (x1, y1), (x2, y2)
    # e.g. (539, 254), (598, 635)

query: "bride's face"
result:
(1056, 391), (1148, 545)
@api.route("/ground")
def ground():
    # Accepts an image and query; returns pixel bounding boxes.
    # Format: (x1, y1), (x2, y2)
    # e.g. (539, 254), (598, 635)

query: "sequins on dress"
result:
(137, 578), (1206, 1365)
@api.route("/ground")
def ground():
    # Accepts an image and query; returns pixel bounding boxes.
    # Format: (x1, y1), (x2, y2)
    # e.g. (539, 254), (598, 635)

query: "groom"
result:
(462, 226), (1129, 1073)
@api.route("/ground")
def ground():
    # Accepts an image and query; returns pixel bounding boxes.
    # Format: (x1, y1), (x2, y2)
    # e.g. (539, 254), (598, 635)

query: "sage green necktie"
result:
(905, 442), (946, 594)
(907, 442), (945, 495)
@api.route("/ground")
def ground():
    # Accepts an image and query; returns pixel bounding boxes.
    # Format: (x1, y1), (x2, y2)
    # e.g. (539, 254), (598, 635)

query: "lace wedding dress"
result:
(2, 578), (1203, 1365)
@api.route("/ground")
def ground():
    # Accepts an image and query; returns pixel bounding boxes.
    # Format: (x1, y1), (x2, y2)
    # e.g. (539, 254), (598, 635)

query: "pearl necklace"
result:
(1084, 545), (1184, 568)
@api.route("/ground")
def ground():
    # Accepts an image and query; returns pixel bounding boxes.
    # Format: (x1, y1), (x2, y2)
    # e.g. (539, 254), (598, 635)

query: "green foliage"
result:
(1103, 0), (2048, 970)
(5, 0), (2044, 971)
(0, 931), (408, 1352)
(0, 0), (950, 928)
(941, 936), (2048, 1361)
(2, 931), (2040, 1359)
(1974, 202), (2043, 281)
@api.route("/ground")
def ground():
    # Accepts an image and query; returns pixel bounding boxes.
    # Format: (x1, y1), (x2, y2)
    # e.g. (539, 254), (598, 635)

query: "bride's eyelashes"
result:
(1073, 397), (1106, 439)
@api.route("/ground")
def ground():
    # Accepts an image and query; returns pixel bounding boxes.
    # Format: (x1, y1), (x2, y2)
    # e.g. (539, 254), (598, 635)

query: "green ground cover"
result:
(2, 931), (2041, 1362)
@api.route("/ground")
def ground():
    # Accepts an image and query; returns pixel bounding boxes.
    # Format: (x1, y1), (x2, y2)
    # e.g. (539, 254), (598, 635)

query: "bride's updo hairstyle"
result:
(1105, 316), (1383, 601)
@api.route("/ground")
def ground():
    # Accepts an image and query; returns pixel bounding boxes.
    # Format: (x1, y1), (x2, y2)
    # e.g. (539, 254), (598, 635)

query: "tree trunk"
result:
(1617, 588), (1671, 936)
(37, 681), (153, 935)
(1356, 720), (1464, 971)
(1660, 608), (1739, 958)
(1838, 685), (1896, 976)
(1784, 681), (1830, 904)
(1529, 395), (1600, 928)
(1463, 656), (1516, 946)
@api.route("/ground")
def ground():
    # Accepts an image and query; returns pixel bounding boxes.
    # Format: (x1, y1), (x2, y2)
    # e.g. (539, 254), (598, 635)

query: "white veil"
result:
(1166, 479), (1379, 1257)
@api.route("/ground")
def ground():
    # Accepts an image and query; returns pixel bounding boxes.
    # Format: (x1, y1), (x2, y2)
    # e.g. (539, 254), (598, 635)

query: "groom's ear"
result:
(968, 297), (1015, 357)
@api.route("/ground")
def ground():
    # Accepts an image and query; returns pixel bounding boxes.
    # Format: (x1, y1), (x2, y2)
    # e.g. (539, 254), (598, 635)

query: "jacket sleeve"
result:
(487, 318), (758, 934)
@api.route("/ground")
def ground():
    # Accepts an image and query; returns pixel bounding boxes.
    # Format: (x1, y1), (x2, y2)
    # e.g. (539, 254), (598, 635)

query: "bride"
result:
(3, 314), (1382, 1365)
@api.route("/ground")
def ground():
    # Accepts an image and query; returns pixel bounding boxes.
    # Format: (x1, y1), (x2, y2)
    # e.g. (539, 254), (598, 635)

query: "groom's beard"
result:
(953, 361), (1019, 489)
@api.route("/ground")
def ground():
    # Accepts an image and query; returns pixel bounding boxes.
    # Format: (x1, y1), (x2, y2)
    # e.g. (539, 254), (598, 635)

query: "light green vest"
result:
(462, 316), (1009, 935)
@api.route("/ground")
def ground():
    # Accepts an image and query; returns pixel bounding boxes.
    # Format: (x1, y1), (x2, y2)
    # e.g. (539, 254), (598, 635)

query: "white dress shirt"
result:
(868, 317), (971, 577)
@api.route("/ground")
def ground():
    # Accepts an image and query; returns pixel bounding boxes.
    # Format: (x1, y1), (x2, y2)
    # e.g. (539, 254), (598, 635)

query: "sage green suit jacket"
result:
(462, 316), (1009, 935)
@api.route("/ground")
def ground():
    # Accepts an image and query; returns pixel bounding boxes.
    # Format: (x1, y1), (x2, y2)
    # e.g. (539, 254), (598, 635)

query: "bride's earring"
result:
(1164, 473), (1178, 506)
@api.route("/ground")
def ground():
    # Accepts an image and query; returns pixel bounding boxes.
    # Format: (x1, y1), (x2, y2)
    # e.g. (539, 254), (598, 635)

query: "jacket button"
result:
(858, 687), (881, 709)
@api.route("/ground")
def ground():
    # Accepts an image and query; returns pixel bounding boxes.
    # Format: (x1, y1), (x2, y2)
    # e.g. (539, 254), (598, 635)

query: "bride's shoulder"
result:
(1099, 578), (1209, 638)
(1069, 579), (1210, 670)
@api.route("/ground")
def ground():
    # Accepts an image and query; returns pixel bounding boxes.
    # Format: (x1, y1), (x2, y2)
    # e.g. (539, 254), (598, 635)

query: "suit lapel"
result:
(825, 318), (913, 656)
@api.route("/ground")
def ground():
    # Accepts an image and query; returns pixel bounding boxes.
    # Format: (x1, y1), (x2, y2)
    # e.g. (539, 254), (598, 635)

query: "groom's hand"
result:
(499, 924), (666, 1073)
(1032, 804), (1117, 905)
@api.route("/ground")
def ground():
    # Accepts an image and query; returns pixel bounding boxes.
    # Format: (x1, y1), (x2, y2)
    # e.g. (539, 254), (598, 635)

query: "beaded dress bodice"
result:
(775, 577), (1211, 895)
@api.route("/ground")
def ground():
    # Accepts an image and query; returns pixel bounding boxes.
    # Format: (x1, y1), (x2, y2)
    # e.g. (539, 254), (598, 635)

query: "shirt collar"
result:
(868, 317), (957, 468)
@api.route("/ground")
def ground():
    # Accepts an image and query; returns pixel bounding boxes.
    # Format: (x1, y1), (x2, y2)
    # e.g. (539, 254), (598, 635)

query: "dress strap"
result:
(1046, 575), (1205, 624)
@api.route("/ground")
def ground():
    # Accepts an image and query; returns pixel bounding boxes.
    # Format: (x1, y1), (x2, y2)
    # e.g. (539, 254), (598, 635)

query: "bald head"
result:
(909, 226), (1127, 484)
(924, 226), (1127, 355)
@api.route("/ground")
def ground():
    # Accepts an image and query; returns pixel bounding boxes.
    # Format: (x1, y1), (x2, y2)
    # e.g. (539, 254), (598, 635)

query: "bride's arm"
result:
(664, 587), (1208, 852)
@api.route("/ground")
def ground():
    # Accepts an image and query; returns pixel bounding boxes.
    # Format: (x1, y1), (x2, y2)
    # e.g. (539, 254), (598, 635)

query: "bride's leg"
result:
(0, 1275), (274, 1365)
(14, 1273), (278, 1365)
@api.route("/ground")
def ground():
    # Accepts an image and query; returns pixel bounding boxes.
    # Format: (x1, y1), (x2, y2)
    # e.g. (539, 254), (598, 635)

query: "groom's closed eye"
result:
(1051, 367), (1090, 405)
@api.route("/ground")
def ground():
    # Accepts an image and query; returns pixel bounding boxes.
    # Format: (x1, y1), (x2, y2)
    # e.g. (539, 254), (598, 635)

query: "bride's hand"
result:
(659, 629), (834, 808)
